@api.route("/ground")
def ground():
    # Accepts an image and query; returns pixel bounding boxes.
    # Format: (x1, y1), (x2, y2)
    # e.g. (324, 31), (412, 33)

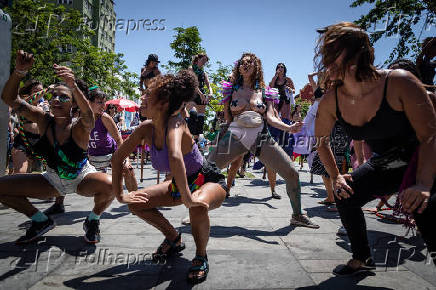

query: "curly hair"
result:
(88, 88), (107, 103)
(314, 22), (379, 87)
(146, 70), (199, 118)
(231, 52), (265, 90)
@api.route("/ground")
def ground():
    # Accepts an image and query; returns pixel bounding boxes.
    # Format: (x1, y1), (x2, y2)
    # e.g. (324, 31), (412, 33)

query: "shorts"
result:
(89, 154), (112, 172)
(170, 160), (227, 199)
(42, 161), (97, 195)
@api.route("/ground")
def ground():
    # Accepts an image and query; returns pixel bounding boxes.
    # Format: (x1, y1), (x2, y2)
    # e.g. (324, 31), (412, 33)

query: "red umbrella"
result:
(105, 98), (139, 112)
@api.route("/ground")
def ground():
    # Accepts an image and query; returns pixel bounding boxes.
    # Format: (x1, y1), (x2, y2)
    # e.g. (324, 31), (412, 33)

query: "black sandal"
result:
(152, 232), (185, 263)
(333, 258), (375, 277)
(187, 255), (209, 284)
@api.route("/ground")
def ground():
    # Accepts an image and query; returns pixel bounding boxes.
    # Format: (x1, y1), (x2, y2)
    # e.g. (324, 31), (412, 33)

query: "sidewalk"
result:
(0, 161), (435, 289)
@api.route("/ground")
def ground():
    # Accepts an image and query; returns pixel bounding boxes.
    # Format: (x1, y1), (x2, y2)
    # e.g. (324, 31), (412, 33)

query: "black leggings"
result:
(335, 160), (436, 264)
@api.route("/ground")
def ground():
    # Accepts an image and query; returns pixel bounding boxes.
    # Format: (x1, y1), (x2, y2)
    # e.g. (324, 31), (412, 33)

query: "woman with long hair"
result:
(208, 52), (319, 228)
(189, 53), (213, 142)
(0, 51), (115, 244)
(269, 63), (295, 120)
(315, 22), (436, 275)
(112, 70), (227, 284)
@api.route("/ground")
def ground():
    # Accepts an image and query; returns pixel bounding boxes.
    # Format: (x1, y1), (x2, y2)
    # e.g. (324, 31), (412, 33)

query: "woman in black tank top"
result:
(314, 22), (436, 274)
(0, 51), (115, 245)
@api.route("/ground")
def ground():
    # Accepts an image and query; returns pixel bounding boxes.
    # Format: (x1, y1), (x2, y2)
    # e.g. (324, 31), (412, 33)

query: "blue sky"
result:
(114, 0), (434, 93)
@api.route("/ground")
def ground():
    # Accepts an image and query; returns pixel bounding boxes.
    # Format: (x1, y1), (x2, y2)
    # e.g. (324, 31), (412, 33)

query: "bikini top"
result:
(220, 81), (279, 117)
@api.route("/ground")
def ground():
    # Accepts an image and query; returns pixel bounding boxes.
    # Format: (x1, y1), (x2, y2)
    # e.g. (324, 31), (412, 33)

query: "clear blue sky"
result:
(114, 0), (434, 93)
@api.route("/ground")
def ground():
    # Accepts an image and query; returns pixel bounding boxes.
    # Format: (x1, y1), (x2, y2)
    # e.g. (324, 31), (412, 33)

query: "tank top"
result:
(335, 72), (418, 155)
(88, 117), (117, 156)
(150, 128), (203, 175)
(33, 116), (88, 179)
(193, 64), (206, 94)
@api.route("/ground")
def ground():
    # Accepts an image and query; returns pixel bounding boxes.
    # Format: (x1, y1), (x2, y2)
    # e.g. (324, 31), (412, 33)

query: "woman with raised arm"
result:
(269, 63), (295, 120)
(0, 51), (114, 244)
(112, 70), (227, 284)
(314, 22), (436, 275)
(208, 52), (319, 228)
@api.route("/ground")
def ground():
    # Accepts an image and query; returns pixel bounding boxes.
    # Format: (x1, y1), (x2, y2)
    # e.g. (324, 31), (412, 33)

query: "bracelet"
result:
(14, 69), (28, 77)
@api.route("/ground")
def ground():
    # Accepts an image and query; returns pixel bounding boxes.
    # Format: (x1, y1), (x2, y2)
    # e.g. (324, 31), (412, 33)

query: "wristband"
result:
(14, 69), (28, 77)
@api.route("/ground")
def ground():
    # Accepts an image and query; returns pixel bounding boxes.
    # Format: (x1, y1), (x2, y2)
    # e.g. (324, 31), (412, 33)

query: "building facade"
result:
(55, 0), (116, 52)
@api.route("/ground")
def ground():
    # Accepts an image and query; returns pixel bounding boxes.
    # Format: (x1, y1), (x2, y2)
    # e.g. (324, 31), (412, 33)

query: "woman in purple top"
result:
(112, 70), (226, 285)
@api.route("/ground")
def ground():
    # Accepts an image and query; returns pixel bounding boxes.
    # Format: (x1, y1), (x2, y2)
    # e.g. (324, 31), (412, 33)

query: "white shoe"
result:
(181, 216), (190, 225)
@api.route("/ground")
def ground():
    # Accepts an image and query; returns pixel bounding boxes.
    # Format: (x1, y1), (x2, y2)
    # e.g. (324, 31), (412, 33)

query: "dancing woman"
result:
(208, 52), (318, 228)
(315, 22), (436, 274)
(112, 70), (227, 284)
(0, 51), (114, 244)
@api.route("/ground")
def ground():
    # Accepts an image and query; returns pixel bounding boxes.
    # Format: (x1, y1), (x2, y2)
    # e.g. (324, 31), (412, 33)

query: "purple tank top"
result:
(88, 117), (117, 156)
(151, 129), (203, 175)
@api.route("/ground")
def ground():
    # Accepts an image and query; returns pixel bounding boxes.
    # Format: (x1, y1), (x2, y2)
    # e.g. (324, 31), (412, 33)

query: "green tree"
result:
(351, 0), (436, 64)
(5, 0), (139, 99)
(162, 26), (205, 72)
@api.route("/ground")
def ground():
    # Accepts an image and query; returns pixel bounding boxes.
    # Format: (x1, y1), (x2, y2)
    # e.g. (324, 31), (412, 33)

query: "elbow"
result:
(168, 153), (183, 166)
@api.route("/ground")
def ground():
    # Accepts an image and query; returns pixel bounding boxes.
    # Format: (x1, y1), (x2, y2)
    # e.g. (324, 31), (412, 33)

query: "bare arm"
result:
(112, 121), (152, 202)
(308, 73), (318, 91)
(1, 51), (46, 128)
(204, 72), (212, 95)
(265, 101), (301, 133)
(223, 101), (233, 124)
(315, 90), (341, 180)
(269, 75), (278, 88)
(101, 112), (123, 147)
(166, 117), (208, 208)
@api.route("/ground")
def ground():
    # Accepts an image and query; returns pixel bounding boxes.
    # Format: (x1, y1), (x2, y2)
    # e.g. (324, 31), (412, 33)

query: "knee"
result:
(189, 206), (208, 219)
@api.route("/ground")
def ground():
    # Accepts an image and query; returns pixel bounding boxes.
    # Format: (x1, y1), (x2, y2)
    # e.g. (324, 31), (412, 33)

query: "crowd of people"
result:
(2, 22), (435, 284)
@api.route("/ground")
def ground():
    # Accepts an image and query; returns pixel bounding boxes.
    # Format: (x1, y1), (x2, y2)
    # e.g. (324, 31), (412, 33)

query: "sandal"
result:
(333, 258), (375, 277)
(152, 232), (185, 263)
(318, 200), (335, 205)
(187, 255), (209, 284)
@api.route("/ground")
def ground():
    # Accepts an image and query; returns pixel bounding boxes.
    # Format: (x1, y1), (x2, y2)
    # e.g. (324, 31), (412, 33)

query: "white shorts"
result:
(228, 122), (264, 150)
(88, 154), (112, 172)
(42, 161), (97, 196)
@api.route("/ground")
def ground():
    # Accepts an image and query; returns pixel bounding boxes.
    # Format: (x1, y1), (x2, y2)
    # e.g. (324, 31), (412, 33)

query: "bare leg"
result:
(123, 166), (138, 192)
(189, 182), (226, 279)
(226, 154), (244, 193)
(0, 174), (59, 217)
(321, 175), (335, 203)
(266, 167), (276, 192)
(128, 181), (182, 240)
(76, 172), (114, 215)
(12, 148), (29, 174)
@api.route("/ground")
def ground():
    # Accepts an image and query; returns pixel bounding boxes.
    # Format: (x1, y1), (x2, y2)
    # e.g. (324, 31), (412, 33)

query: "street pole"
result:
(0, 9), (12, 177)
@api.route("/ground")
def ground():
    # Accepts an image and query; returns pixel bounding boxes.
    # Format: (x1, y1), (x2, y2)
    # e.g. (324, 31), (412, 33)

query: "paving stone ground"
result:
(0, 160), (435, 290)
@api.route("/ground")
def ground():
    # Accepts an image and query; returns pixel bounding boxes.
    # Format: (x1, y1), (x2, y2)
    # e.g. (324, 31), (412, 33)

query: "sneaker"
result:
(333, 258), (376, 277)
(83, 218), (100, 243)
(43, 203), (65, 216)
(181, 216), (191, 225)
(337, 226), (347, 236)
(290, 214), (320, 229)
(15, 218), (55, 244)
(271, 191), (281, 199)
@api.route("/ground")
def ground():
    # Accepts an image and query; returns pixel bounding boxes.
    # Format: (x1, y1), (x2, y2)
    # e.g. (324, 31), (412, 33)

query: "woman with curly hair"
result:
(111, 70), (226, 284)
(189, 53), (213, 142)
(315, 22), (436, 275)
(208, 52), (319, 228)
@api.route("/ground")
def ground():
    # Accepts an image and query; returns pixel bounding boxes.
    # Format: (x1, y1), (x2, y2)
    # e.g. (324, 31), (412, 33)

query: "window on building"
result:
(57, 0), (73, 4)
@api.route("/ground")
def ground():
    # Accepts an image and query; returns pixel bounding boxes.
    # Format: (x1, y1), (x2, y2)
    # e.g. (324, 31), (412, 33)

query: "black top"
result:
(335, 72), (418, 155)
(33, 115), (88, 179)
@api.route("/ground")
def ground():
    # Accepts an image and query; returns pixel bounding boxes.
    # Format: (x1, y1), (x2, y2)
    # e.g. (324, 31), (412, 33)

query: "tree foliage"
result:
(351, 0), (435, 64)
(5, 0), (139, 99)
(162, 26), (205, 72)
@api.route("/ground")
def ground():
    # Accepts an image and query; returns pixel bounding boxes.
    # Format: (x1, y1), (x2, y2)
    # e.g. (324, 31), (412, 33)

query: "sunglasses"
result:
(46, 93), (71, 103)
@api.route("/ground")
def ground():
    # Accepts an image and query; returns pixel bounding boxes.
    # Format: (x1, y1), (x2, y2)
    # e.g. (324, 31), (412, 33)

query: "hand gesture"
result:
(289, 121), (303, 133)
(333, 174), (354, 200)
(400, 185), (430, 214)
(54, 64), (76, 88)
(119, 191), (149, 204)
(15, 50), (34, 73)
